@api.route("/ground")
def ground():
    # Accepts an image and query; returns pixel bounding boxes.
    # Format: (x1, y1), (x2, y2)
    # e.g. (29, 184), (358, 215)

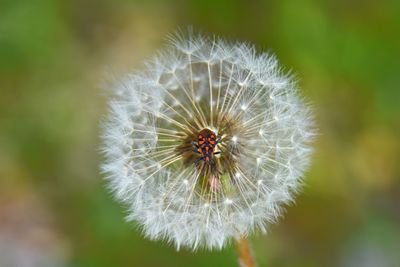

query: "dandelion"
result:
(101, 31), (314, 258)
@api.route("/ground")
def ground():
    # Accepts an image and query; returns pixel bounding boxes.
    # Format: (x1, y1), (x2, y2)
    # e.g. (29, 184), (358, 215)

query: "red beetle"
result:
(192, 128), (221, 166)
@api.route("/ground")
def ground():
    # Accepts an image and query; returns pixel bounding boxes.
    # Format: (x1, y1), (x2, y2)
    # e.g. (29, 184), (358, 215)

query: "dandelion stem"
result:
(235, 236), (256, 267)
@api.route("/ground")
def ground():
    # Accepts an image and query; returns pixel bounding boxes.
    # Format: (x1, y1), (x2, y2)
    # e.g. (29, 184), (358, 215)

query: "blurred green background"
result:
(1, 0), (399, 266)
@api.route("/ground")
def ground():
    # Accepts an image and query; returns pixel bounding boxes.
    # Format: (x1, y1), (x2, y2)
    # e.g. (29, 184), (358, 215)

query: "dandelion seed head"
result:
(101, 31), (315, 250)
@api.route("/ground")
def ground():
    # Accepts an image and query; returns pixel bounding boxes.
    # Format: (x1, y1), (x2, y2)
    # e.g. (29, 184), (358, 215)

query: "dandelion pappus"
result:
(192, 128), (221, 166)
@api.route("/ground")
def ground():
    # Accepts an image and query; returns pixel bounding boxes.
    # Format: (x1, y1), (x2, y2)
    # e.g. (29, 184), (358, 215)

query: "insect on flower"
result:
(101, 31), (315, 250)
(192, 128), (221, 166)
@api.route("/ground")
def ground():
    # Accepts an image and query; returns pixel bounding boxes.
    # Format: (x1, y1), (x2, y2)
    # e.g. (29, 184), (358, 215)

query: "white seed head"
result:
(101, 32), (315, 250)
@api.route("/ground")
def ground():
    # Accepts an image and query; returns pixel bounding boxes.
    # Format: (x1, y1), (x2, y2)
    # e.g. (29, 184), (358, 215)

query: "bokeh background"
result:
(1, 0), (399, 266)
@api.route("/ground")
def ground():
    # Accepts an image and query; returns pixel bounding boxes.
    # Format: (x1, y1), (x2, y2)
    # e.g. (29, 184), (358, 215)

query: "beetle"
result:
(191, 128), (221, 166)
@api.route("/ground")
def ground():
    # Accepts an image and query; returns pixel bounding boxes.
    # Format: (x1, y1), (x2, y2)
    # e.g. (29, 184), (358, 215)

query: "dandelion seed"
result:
(101, 31), (315, 250)
(224, 198), (233, 205)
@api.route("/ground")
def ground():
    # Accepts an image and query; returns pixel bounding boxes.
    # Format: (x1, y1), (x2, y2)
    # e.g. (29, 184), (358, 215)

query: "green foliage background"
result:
(1, 0), (399, 266)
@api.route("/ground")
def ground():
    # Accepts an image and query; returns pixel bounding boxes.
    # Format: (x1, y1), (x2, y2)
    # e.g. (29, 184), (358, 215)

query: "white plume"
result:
(101, 32), (315, 250)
